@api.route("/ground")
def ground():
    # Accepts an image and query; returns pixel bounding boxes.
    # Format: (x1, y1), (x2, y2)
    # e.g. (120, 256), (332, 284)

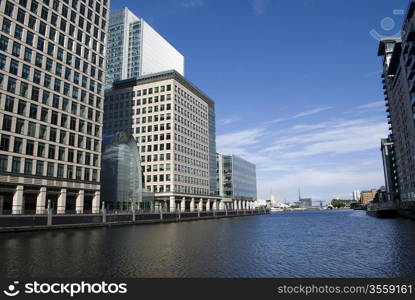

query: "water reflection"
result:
(0, 210), (415, 278)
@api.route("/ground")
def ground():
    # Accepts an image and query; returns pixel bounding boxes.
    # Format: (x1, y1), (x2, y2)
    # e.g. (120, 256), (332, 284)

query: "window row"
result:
(0, 134), (100, 166)
(1, 115), (100, 152)
(0, 94), (101, 132)
(0, 154), (99, 181)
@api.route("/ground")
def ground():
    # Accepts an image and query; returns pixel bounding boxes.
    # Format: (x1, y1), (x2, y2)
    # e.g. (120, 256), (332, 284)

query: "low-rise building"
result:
(360, 189), (378, 205)
(216, 153), (257, 209)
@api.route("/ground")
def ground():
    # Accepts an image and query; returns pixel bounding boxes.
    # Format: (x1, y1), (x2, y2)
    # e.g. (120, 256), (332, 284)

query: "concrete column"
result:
(76, 190), (85, 214)
(199, 199), (203, 211)
(92, 191), (100, 214)
(219, 200), (225, 211)
(181, 197), (186, 212)
(190, 198), (195, 212)
(0, 195), (4, 215)
(36, 187), (47, 214)
(212, 200), (217, 211)
(206, 199), (211, 211)
(12, 185), (24, 215)
(233, 200), (236, 210)
(169, 196), (175, 212)
(57, 189), (67, 214)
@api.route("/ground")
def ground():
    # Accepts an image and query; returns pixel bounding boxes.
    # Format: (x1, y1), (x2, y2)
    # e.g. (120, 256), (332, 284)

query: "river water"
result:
(1, 210), (415, 278)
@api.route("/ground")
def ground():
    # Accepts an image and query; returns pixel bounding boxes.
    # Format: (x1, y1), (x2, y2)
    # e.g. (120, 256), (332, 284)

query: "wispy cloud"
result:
(250, 0), (270, 15)
(218, 116), (388, 201)
(220, 117), (240, 125)
(266, 106), (332, 124)
(265, 118), (388, 158)
(217, 128), (265, 155)
(357, 101), (385, 110)
(182, 0), (204, 8)
(293, 106), (332, 118)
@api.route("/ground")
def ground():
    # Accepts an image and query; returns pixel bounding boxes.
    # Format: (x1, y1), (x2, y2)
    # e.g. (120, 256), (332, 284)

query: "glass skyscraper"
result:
(106, 8), (184, 88)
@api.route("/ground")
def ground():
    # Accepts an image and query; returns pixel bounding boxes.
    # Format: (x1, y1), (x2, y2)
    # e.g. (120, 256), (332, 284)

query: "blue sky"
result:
(112, 0), (408, 202)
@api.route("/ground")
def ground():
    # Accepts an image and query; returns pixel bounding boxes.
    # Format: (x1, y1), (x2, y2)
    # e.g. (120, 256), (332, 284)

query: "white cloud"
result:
(220, 117), (240, 125)
(182, 0), (204, 8)
(258, 167), (384, 202)
(293, 106), (332, 118)
(357, 101), (385, 110)
(216, 128), (265, 156)
(264, 118), (388, 158)
(266, 106), (332, 124)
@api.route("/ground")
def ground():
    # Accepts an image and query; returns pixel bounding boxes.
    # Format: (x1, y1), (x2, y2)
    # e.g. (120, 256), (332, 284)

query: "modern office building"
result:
(101, 131), (154, 211)
(378, 1), (415, 209)
(103, 70), (222, 212)
(105, 8), (184, 88)
(216, 153), (257, 209)
(352, 190), (361, 201)
(380, 137), (399, 202)
(0, 0), (109, 214)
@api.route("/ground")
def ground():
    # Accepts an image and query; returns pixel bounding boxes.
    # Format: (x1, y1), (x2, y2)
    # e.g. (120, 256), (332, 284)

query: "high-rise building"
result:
(352, 190), (361, 201)
(103, 70), (226, 212)
(380, 137), (399, 202)
(0, 0), (109, 215)
(378, 1), (415, 210)
(216, 153), (257, 209)
(106, 8), (184, 88)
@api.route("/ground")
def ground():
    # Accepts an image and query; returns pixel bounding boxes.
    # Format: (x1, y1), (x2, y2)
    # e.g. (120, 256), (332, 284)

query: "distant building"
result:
(299, 198), (312, 208)
(360, 189), (378, 205)
(101, 132), (153, 211)
(216, 153), (257, 210)
(381, 137), (399, 202)
(106, 8), (184, 88)
(352, 190), (361, 201)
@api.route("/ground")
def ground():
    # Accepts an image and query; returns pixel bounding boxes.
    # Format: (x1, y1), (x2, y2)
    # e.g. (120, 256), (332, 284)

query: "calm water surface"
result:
(1, 210), (415, 278)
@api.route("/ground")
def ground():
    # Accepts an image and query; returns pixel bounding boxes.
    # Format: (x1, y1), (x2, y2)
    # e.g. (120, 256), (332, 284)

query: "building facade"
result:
(380, 137), (399, 202)
(360, 189), (378, 205)
(216, 153), (257, 209)
(378, 1), (415, 209)
(0, 0), (109, 214)
(105, 8), (184, 88)
(104, 70), (226, 212)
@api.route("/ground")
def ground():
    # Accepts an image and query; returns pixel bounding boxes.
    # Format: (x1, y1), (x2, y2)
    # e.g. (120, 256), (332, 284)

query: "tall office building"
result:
(103, 70), (223, 212)
(378, 1), (415, 210)
(0, 0), (109, 214)
(106, 8), (184, 88)
(216, 153), (257, 209)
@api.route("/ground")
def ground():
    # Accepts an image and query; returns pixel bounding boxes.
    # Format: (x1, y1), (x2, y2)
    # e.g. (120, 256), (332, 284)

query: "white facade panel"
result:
(141, 21), (184, 76)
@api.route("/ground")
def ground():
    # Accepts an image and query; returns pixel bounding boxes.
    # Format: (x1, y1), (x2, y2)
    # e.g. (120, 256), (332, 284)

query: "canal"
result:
(1, 210), (415, 278)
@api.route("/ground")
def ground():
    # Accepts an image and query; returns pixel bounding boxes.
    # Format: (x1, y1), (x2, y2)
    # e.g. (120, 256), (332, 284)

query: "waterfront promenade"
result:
(0, 208), (269, 233)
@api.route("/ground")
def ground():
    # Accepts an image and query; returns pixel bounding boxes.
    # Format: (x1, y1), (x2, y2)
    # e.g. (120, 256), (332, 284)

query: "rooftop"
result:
(109, 70), (214, 107)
